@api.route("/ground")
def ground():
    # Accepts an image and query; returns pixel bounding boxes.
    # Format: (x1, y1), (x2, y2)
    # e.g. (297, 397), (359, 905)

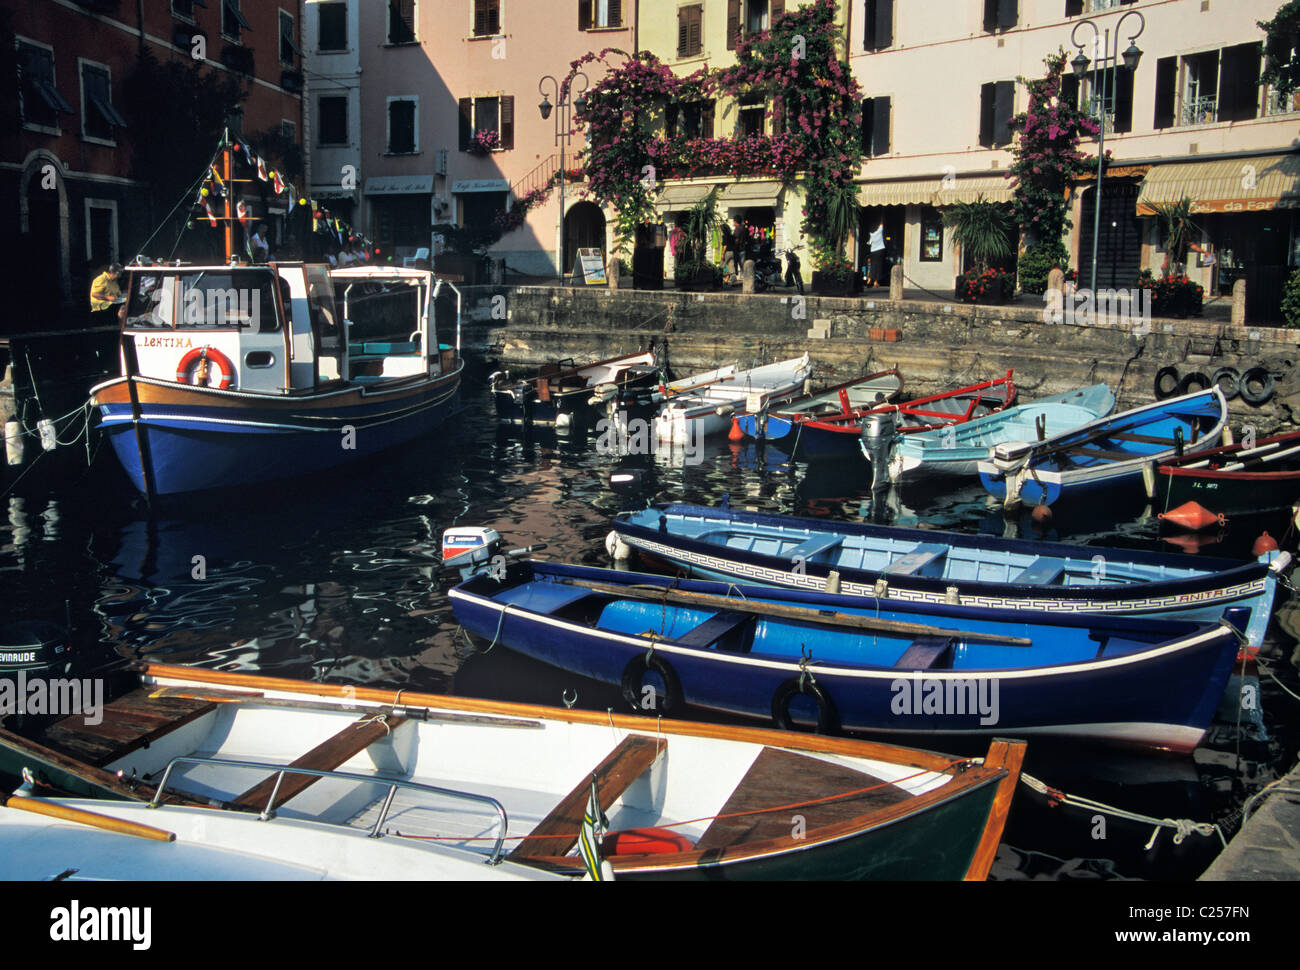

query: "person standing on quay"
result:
(868, 220), (886, 287)
(784, 248), (804, 295)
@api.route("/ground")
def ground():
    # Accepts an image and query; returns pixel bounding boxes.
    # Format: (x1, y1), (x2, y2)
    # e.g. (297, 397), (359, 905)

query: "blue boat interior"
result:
(1032, 395), (1224, 472)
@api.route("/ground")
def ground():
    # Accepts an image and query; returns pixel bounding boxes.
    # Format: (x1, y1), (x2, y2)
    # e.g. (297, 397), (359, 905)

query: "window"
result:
(387, 97), (417, 154)
(223, 0), (250, 42)
(461, 191), (507, 232)
(919, 207), (943, 262)
(863, 0), (893, 51)
(1086, 66), (1134, 134)
(80, 62), (127, 142)
(861, 95), (891, 155)
(281, 119), (296, 143)
(665, 100), (714, 139)
(279, 10), (301, 67)
(319, 96), (348, 145)
(388, 0), (416, 44)
(978, 80), (1014, 147)
(86, 201), (117, 269)
(457, 96), (515, 150)
(319, 2), (348, 51)
(473, 0), (500, 37)
(17, 41), (72, 130)
(579, 0), (623, 29)
(983, 0), (1017, 32)
(727, 1), (784, 51)
(678, 4), (703, 58)
(738, 97), (765, 138)
(1066, 0), (1138, 12)
(1154, 46), (1261, 128)
(171, 0), (199, 20)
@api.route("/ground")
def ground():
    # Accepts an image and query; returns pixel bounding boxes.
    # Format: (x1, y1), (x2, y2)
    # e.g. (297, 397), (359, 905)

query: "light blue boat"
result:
(885, 384), (1116, 482)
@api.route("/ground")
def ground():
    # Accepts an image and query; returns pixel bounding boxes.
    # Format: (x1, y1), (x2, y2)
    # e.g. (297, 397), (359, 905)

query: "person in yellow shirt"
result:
(89, 263), (123, 312)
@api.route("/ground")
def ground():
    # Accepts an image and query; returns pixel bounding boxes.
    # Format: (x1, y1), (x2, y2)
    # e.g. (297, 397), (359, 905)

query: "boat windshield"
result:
(168, 269), (281, 332)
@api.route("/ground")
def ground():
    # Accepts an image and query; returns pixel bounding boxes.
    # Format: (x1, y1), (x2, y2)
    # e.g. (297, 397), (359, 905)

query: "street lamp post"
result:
(538, 71), (589, 284)
(1071, 10), (1144, 296)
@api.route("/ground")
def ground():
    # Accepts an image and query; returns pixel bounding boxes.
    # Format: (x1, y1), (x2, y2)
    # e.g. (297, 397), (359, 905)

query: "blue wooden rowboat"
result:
(450, 561), (1247, 752)
(886, 384), (1116, 482)
(976, 388), (1228, 508)
(606, 503), (1288, 646)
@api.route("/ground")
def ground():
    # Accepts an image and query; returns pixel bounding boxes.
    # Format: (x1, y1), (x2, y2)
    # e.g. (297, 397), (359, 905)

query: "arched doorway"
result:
(563, 201), (606, 276)
(18, 153), (71, 319)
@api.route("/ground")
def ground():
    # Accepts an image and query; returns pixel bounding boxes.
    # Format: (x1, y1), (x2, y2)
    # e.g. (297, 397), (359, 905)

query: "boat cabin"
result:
(119, 263), (451, 395)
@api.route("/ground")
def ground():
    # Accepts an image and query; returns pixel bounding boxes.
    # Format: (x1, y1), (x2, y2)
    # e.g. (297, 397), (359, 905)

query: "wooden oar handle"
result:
(3, 794), (177, 842)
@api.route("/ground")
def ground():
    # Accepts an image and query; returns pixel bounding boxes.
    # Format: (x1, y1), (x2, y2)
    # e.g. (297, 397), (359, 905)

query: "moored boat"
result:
(887, 383), (1116, 482)
(450, 560), (1247, 752)
(977, 388), (1229, 508)
(0, 664), (1025, 881)
(490, 351), (659, 427)
(606, 503), (1287, 646)
(1146, 428), (1300, 517)
(655, 353), (813, 443)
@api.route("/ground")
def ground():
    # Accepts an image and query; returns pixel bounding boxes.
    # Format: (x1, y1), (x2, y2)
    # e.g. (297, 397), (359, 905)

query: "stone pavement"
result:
(1200, 759), (1300, 880)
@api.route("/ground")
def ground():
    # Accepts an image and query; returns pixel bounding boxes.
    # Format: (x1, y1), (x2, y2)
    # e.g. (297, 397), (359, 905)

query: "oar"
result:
(561, 578), (1033, 646)
(663, 374), (737, 397)
(2, 794), (176, 842)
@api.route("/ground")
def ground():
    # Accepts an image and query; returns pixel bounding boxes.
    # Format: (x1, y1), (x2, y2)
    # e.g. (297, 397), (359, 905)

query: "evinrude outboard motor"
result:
(860, 410), (897, 490)
(0, 621), (73, 680)
(440, 527), (547, 581)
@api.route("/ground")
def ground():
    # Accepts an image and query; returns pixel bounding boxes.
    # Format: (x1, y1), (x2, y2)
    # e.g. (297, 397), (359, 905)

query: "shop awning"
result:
(654, 182), (718, 211)
(855, 174), (1014, 207)
(719, 180), (783, 206)
(1136, 154), (1300, 214)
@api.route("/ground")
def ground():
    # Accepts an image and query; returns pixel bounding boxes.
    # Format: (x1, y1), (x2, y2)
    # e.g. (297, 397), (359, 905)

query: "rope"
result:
(1256, 659), (1300, 704)
(357, 713), (393, 735)
(1019, 772), (1227, 849)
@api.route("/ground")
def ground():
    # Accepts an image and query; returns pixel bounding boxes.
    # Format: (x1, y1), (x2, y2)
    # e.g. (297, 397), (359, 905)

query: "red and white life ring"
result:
(176, 347), (236, 389)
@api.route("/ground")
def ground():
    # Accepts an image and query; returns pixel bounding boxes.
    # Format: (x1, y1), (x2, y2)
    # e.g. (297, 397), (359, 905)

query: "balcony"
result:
(1180, 95), (1218, 127)
(1266, 88), (1300, 116)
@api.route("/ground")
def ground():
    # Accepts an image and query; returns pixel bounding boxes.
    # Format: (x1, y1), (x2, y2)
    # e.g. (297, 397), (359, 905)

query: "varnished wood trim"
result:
(962, 738), (1027, 881)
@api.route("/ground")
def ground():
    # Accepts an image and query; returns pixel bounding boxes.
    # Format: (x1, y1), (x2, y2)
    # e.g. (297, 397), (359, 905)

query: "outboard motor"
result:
(861, 410), (897, 489)
(440, 527), (546, 580)
(0, 621), (73, 680)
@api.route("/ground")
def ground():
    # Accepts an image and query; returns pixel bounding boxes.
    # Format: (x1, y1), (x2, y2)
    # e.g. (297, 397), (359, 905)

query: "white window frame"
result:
(170, 0), (198, 24)
(278, 9), (298, 68)
(16, 36), (63, 137)
(84, 199), (119, 266)
(470, 0), (502, 38)
(385, 95), (419, 155)
(78, 57), (118, 147)
(316, 0), (349, 53)
(222, 0), (246, 44)
(387, 0), (419, 44)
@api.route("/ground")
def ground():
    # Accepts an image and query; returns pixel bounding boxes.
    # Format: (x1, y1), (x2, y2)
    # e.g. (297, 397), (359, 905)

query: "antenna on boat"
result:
(222, 126), (234, 264)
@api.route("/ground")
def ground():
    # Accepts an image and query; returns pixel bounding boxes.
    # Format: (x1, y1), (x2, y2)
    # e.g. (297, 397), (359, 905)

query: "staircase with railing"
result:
(510, 153), (585, 200)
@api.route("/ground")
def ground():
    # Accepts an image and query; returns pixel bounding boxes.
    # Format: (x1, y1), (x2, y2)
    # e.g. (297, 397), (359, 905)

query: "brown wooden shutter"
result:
(1153, 56), (1177, 129)
(998, 0), (1017, 28)
(983, 0), (998, 32)
(500, 95), (514, 149)
(459, 97), (473, 150)
(771, 0), (785, 23)
(678, 6), (689, 57)
(727, 0), (741, 49)
(579, 0), (591, 30)
(861, 97), (874, 152)
(609, 0), (622, 27)
(690, 6), (702, 55)
(1065, 0), (1083, 15)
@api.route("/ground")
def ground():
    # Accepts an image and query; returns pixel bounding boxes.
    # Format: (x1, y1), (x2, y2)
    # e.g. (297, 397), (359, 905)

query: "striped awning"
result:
(719, 180), (782, 206)
(654, 182), (717, 211)
(1136, 154), (1300, 214)
(855, 174), (1015, 207)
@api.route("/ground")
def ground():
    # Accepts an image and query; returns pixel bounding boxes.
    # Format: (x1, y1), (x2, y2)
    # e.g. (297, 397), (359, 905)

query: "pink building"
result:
(353, 0), (634, 277)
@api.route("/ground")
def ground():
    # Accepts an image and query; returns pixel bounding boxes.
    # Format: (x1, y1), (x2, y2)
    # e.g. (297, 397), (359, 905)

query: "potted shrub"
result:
(673, 187), (721, 291)
(946, 197), (1016, 303)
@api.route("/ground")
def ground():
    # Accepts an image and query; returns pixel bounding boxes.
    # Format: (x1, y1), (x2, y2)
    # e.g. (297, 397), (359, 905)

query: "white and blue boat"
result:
(606, 503), (1288, 646)
(976, 388), (1229, 508)
(450, 560), (1248, 752)
(886, 383), (1116, 482)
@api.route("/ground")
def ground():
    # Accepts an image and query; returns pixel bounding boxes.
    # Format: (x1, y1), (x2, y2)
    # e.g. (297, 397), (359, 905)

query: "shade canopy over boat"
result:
(608, 503), (1286, 646)
(977, 388), (1228, 508)
(451, 561), (1246, 752)
(0, 665), (1024, 881)
(888, 384), (1116, 482)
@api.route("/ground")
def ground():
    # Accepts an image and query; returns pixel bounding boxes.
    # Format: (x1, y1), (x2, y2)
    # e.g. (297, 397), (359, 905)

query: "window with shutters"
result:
(80, 60), (127, 143)
(861, 95), (891, 156)
(172, 0), (198, 21)
(862, 0), (893, 51)
(388, 0), (417, 44)
(728, 1), (785, 50)
(1085, 66), (1134, 134)
(222, 0), (250, 43)
(1152, 46), (1262, 129)
(458, 96), (515, 150)
(387, 97), (418, 154)
(473, 0), (501, 37)
(738, 96), (766, 138)
(280, 10), (300, 67)
(17, 41), (71, 131)
(665, 100), (714, 138)
(983, 0), (1017, 33)
(319, 96), (348, 145)
(580, 0), (624, 29)
(319, 3), (348, 51)
(678, 4), (703, 58)
(978, 81), (1014, 147)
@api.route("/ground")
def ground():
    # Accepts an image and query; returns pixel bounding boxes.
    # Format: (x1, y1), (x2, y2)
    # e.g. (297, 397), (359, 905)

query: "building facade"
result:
(1, 0), (305, 324)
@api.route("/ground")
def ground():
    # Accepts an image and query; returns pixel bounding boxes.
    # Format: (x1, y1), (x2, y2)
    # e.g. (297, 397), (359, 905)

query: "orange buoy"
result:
(728, 416), (745, 441)
(1253, 531), (1279, 556)
(1158, 501), (1226, 531)
(1031, 503), (1053, 525)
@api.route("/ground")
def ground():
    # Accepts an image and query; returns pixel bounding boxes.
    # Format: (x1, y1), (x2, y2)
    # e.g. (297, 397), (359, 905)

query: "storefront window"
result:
(920, 207), (943, 262)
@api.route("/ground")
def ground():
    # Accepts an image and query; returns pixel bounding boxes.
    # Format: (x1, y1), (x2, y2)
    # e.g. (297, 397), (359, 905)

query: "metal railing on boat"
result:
(148, 756), (509, 864)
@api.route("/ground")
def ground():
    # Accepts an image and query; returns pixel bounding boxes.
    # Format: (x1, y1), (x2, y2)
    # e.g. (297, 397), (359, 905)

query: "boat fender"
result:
(771, 675), (838, 734)
(1153, 366), (1181, 400)
(1176, 371), (1211, 396)
(1240, 367), (1276, 407)
(620, 651), (684, 715)
(176, 347), (236, 390)
(1253, 531), (1279, 556)
(605, 827), (694, 856)
(606, 531), (632, 561)
(1210, 366), (1241, 402)
(728, 416), (745, 441)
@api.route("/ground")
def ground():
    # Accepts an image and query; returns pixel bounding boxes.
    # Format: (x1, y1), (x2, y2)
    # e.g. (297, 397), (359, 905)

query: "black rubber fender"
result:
(1176, 371), (1211, 395)
(1209, 366), (1241, 401)
(1240, 366), (1276, 406)
(1153, 366), (1182, 400)
(770, 676), (839, 734)
(621, 651), (684, 714)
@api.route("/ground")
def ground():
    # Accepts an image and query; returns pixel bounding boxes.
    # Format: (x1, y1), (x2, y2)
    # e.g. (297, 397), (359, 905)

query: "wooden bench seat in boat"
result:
(227, 712), (408, 812)
(508, 735), (664, 861)
(692, 747), (911, 851)
(1106, 432), (1177, 446)
(893, 635), (955, 670)
(784, 534), (845, 562)
(1012, 556), (1066, 586)
(884, 544), (948, 576)
(37, 688), (219, 768)
(674, 610), (752, 649)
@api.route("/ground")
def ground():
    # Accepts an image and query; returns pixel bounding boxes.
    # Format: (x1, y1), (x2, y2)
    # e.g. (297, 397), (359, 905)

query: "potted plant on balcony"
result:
(468, 129), (500, 156)
(947, 197), (1016, 304)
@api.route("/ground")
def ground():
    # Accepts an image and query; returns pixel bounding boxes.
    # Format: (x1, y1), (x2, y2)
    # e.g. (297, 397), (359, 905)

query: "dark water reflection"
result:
(2, 382), (1297, 881)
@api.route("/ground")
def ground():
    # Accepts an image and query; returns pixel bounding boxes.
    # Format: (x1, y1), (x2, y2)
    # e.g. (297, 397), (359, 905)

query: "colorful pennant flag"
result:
(578, 778), (614, 882)
(256, 156), (268, 181)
